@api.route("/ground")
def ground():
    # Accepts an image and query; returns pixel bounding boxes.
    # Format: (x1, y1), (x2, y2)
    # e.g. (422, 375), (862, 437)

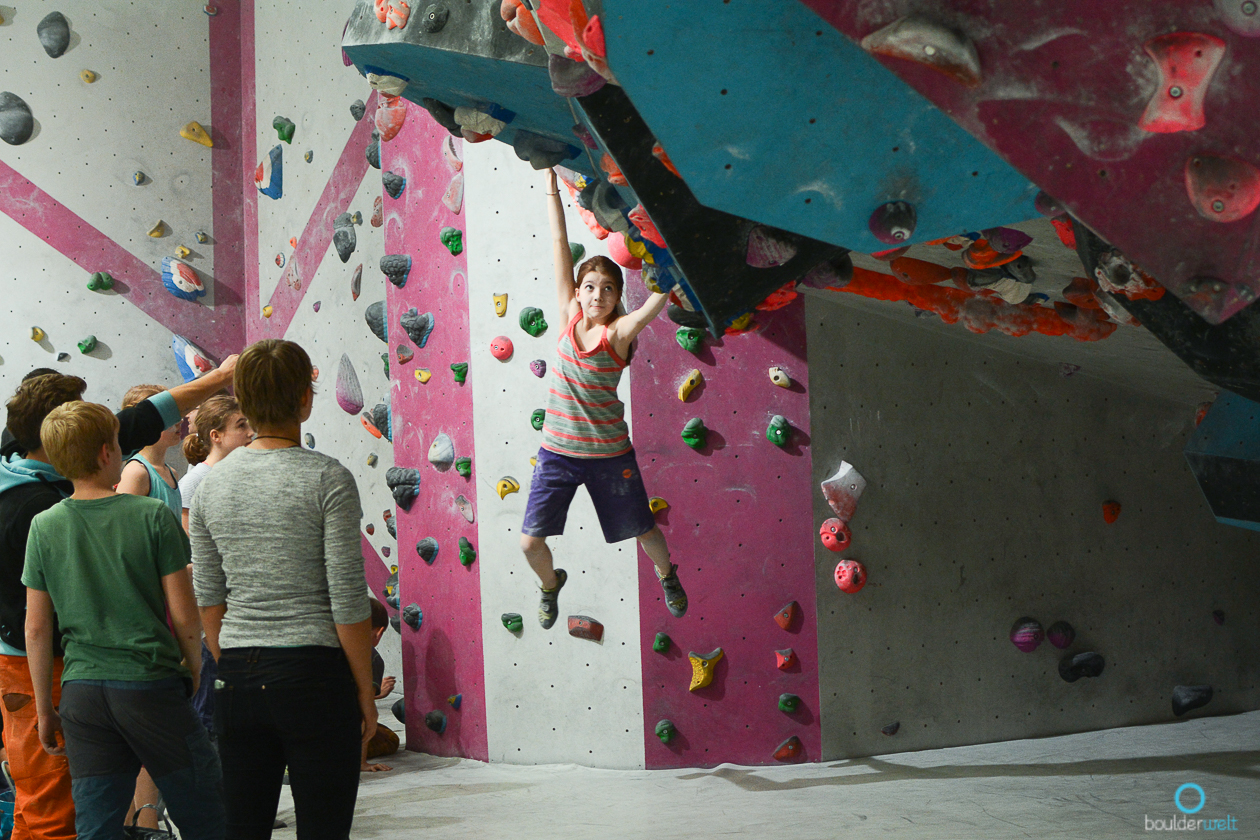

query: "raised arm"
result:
(609, 290), (669, 358)
(167, 354), (239, 416)
(546, 170), (580, 321)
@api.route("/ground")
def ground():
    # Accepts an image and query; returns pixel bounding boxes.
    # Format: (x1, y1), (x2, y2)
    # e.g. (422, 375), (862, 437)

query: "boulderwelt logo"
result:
(1145, 784), (1238, 832)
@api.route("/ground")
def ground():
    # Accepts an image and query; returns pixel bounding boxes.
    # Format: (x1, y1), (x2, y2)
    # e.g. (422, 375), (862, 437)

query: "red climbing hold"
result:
(890, 257), (966, 287)
(600, 154), (627, 186)
(628, 204), (666, 249)
(375, 94), (407, 143)
(833, 559), (867, 594)
(819, 518), (851, 552)
(773, 601), (799, 631)
(567, 615), (604, 642)
(1050, 217), (1076, 250)
(1102, 500), (1122, 524)
(1062, 277), (1102, 310)
(1138, 33), (1225, 134)
(1195, 401), (1213, 426)
(1185, 154), (1260, 223)
(652, 143), (681, 178)
(963, 239), (1021, 270)
(582, 15), (606, 58)
(755, 282), (799, 312)
(775, 648), (798, 670)
(773, 735), (804, 762)
(860, 16), (982, 88)
(501, 0), (544, 44)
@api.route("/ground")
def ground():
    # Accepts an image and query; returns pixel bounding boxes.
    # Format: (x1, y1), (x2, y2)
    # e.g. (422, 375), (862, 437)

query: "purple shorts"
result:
(521, 447), (656, 544)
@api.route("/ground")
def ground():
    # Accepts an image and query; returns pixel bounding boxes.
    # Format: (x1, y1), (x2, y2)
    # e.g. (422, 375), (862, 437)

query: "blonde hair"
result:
(121, 384), (165, 410)
(234, 339), (312, 427)
(40, 401), (119, 480)
(183, 395), (241, 465)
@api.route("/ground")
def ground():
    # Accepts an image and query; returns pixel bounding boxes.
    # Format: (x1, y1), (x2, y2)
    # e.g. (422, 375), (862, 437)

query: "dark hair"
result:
(369, 597), (389, 630)
(22, 368), (58, 382)
(5, 374), (88, 452)
(235, 340), (313, 428)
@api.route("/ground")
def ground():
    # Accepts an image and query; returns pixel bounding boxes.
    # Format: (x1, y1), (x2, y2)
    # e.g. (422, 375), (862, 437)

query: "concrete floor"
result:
(270, 701), (1258, 839)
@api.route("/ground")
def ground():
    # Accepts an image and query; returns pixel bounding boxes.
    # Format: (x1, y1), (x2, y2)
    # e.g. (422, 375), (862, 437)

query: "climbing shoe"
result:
(538, 568), (567, 629)
(656, 564), (688, 618)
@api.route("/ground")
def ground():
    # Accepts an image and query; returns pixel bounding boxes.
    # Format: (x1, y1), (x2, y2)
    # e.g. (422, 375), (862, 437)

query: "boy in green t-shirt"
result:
(22, 401), (224, 840)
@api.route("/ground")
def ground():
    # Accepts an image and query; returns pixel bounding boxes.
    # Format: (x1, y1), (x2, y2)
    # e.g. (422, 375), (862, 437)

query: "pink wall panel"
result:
(630, 297), (820, 768)
(382, 110), (488, 760)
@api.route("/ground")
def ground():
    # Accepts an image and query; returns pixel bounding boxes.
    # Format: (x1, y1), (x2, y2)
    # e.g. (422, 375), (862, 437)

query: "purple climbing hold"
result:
(981, 227), (1033, 255)
(571, 123), (598, 149)
(530, 359), (547, 378)
(1212, 609), (1225, 626)
(799, 253), (854, 289)
(1010, 617), (1044, 653)
(1034, 191), (1067, 218)
(548, 53), (606, 98)
(1046, 621), (1075, 650)
(869, 201), (917, 245)
(881, 721), (900, 736)
(335, 354), (364, 414)
(746, 226), (798, 269)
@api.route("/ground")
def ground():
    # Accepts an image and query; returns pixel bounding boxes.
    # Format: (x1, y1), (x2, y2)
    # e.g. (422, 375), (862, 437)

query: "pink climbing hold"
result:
(628, 204), (666, 249)
(819, 518), (850, 552)
(375, 95), (407, 143)
(442, 172), (464, 214)
(746, 226), (798, 268)
(606, 234), (642, 270)
(1138, 32), (1225, 134)
(833, 558), (867, 594)
(1184, 154), (1260, 223)
(582, 15), (606, 58)
(489, 336), (514, 361)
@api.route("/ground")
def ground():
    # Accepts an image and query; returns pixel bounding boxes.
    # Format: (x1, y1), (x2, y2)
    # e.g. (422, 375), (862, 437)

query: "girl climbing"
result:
(520, 169), (687, 628)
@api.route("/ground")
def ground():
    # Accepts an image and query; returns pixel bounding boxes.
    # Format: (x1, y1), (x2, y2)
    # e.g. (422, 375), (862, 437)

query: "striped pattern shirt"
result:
(542, 311), (632, 458)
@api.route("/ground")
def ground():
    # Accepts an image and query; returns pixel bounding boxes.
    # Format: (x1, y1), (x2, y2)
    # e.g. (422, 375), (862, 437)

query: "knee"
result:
(636, 526), (662, 543)
(520, 534), (545, 556)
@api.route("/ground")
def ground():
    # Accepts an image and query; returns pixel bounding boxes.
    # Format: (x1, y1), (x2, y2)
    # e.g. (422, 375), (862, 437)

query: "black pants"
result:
(214, 647), (361, 840)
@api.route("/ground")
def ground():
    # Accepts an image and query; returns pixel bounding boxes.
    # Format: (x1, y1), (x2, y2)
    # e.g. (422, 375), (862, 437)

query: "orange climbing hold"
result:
(652, 143), (681, 178)
(376, 94), (407, 142)
(600, 154), (627, 186)
(756, 282), (799, 312)
(1062, 277), (1102, 310)
(889, 257), (966, 287)
(774, 601), (799, 631)
(500, 0), (544, 44)
(375, 0), (388, 22)
(628, 204), (666, 249)
(962, 239), (1021, 269)
(1102, 500), (1122, 524)
(1050, 217), (1076, 249)
(773, 735), (804, 762)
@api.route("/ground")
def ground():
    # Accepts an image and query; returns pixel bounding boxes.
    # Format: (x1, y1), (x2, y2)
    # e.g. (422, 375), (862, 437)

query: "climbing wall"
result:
(804, 291), (1260, 759)
(0, 1), (242, 399)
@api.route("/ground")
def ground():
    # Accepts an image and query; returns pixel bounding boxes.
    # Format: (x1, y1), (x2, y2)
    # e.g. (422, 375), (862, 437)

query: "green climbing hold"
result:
(653, 632), (671, 653)
(440, 226), (463, 256)
(77, 335), (97, 354)
(530, 409), (545, 431)
(675, 327), (704, 353)
(655, 719), (676, 744)
(570, 242), (585, 264)
(381, 352), (390, 380)
(519, 307), (548, 337)
(86, 272), (114, 292)
(458, 536), (476, 566)
(450, 362), (468, 383)
(454, 457), (471, 478)
(766, 414), (791, 447)
(681, 417), (707, 450)
(502, 613), (523, 633)
(273, 115), (295, 143)
(778, 693), (800, 714)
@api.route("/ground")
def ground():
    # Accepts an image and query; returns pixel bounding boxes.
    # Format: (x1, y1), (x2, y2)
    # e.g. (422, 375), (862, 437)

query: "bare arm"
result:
(167, 354), (238, 416)
(336, 619), (379, 750)
(546, 170), (580, 321)
(25, 588), (64, 756)
(116, 460), (151, 497)
(162, 569), (204, 694)
(200, 603), (225, 662)
(609, 291), (669, 358)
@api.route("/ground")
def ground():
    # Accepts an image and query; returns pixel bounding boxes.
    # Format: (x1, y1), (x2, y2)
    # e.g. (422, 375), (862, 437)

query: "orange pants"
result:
(0, 654), (75, 840)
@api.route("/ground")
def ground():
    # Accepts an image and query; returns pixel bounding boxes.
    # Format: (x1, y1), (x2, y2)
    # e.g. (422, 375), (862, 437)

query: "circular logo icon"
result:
(1175, 783), (1206, 814)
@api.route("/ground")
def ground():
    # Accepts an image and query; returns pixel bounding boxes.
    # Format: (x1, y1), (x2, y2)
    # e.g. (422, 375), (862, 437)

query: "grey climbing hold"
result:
(371, 402), (392, 442)
(57, 352), (70, 362)
(333, 212), (356, 263)
(380, 255), (411, 288)
(386, 467), (420, 511)
(366, 132), (381, 169)
(428, 433), (454, 471)
(589, 180), (630, 233)
(0, 92), (35, 146)
(402, 603), (423, 631)
(512, 130), (578, 170)
(389, 612), (400, 633)
(352, 211), (363, 225)
(382, 171), (406, 199)
(419, 3), (449, 32)
(382, 567), (399, 609)
(350, 99), (366, 121)
(548, 53), (606, 98)
(1171, 685), (1213, 717)
(304, 433), (315, 449)
(416, 537), (438, 564)
(419, 98), (462, 137)
(365, 301), (388, 343)
(400, 308), (434, 347)
(194, 231), (209, 244)
(385, 516), (396, 538)
(37, 12), (71, 59)
(1058, 651), (1105, 683)
(391, 697), (405, 723)
(304, 150), (313, 163)
(424, 710), (447, 734)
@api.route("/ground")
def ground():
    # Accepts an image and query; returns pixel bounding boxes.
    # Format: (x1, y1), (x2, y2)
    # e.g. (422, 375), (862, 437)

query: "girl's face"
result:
(577, 269), (621, 324)
(212, 412), (253, 454)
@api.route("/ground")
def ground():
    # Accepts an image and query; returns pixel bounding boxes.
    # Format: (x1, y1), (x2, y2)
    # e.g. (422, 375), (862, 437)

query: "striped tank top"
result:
(541, 311), (632, 458)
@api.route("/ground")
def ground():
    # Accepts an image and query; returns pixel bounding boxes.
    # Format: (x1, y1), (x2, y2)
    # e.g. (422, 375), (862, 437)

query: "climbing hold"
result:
(768, 366), (791, 388)
(570, 242), (586, 263)
(174, 245), (191, 259)
(386, 467), (421, 511)
(402, 604), (422, 631)
(384, 512), (395, 538)
(366, 73), (409, 97)
(1172, 685), (1214, 717)
(627, 205), (666, 250)
(86, 272), (114, 292)
(424, 710), (447, 735)
(1047, 621), (1076, 649)
(654, 720), (676, 744)
(383, 0), (411, 30)
(448, 693), (461, 709)
(365, 301), (388, 343)
(652, 632), (670, 653)
(680, 418), (707, 450)
(383, 171), (406, 199)
(675, 327), (704, 354)
(678, 369), (702, 402)
(382, 565), (399, 607)
(775, 648), (797, 670)
(371, 402), (392, 442)
(304, 433), (315, 449)
(860, 15), (981, 86)
(180, 121), (214, 148)
(981, 227), (1033, 255)
(779, 694), (800, 714)
(453, 106), (506, 140)
(494, 293), (509, 317)
(766, 415), (791, 447)
(303, 150), (313, 164)
(400, 308), (434, 348)
(262, 305), (273, 318)
(333, 213), (357, 263)
(350, 99), (366, 121)
(204, 4), (218, 16)
(57, 353), (70, 362)
(513, 130), (579, 170)
(440, 226), (463, 255)
(132, 172), (148, 188)
(745, 226), (798, 269)
(148, 221), (167, 238)
(869, 202), (917, 245)
(549, 53), (607, 98)
(80, 70), (97, 84)
(416, 537), (439, 565)
(1102, 500), (1122, 524)
(648, 497), (669, 514)
(351, 211), (362, 226)
(519, 307), (548, 337)
(819, 518), (850, 552)
(1184, 155), (1260, 223)
(274, 253), (285, 268)
(442, 171), (464, 214)
(37, 12), (71, 58)
(30, 327), (45, 342)
(396, 345), (414, 365)
(365, 524), (375, 536)
(458, 536), (476, 566)
(501, 612), (524, 633)
(773, 735), (804, 762)
(366, 453), (377, 467)
(366, 134), (381, 169)
(450, 362), (468, 383)
(161, 258), (206, 302)
(1138, 33), (1225, 134)
(833, 559), (867, 594)
(490, 336), (513, 361)
(380, 255), (412, 288)
(454, 457), (471, 478)
(529, 360), (546, 378)
(272, 116), (295, 144)
(530, 409), (546, 431)
(419, 3), (448, 32)
(77, 335), (97, 354)
(416, 368), (431, 383)
(881, 721), (901, 736)
(423, 435), (454, 473)
(496, 476), (520, 499)
(1010, 617), (1044, 652)
(567, 615), (604, 642)
(171, 335), (215, 383)
(688, 648), (723, 691)
(1058, 652), (1105, 682)
(774, 601), (799, 631)
(455, 494), (474, 523)
(820, 462), (867, 522)
(255, 144), (282, 200)
(375, 95), (407, 142)
(387, 697), (405, 724)
(1216, 0), (1260, 36)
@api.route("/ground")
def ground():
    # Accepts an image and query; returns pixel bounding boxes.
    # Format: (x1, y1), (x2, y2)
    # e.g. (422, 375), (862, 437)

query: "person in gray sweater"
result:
(189, 339), (375, 840)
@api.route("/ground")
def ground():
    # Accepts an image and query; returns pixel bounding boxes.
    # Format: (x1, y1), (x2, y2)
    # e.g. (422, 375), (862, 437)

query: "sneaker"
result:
(656, 564), (687, 618)
(538, 568), (567, 629)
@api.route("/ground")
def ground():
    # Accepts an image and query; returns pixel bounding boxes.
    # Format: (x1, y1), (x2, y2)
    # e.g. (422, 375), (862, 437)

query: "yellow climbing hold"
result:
(624, 234), (653, 265)
(496, 476), (520, 499)
(148, 221), (166, 238)
(262, 305), (273, 318)
(416, 368), (431, 383)
(688, 648), (723, 691)
(530, 456), (537, 467)
(80, 70), (98, 84)
(175, 245), (191, 259)
(678, 369), (702, 401)
(180, 120), (214, 147)
(30, 327), (45, 342)
(648, 496), (669, 514)
(728, 312), (755, 332)
(768, 366), (792, 388)
(494, 293), (508, 317)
